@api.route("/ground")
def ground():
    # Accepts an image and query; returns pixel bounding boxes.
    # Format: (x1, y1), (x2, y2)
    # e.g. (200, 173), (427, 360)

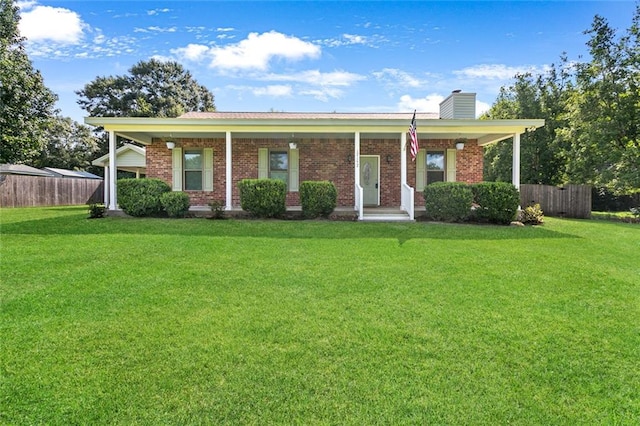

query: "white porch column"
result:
(512, 132), (521, 189)
(108, 131), (117, 210)
(225, 131), (232, 210)
(400, 132), (407, 186)
(103, 165), (110, 206)
(354, 131), (361, 186)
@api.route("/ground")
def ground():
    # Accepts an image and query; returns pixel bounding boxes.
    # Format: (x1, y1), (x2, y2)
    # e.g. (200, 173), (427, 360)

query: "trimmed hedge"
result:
(117, 178), (171, 217)
(300, 181), (337, 218)
(424, 182), (473, 222)
(239, 179), (286, 218)
(161, 191), (190, 218)
(472, 182), (520, 224)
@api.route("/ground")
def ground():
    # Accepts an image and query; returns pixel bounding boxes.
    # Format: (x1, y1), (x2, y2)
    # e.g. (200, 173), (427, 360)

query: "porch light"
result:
(166, 141), (175, 150)
(386, 155), (392, 164)
(347, 154), (352, 164)
(455, 138), (466, 150)
(289, 141), (297, 149)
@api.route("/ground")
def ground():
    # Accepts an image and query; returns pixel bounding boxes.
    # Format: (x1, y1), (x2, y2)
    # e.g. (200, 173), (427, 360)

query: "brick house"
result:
(86, 91), (544, 220)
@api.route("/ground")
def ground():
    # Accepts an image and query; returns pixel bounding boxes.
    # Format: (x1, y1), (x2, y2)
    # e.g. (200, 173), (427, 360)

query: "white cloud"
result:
(208, 31), (321, 70)
(147, 8), (170, 15)
(373, 68), (424, 88)
(454, 64), (542, 80)
(216, 27), (235, 32)
(299, 87), (345, 102)
(263, 70), (365, 87)
(476, 100), (491, 117)
(172, 43), (210, 61)
(134, 26), (177, 33)
(319, 33), (386, 48)
(19, 4), (86, 44)
(253, 85), (293, 97)
(397, 94), (444, 113)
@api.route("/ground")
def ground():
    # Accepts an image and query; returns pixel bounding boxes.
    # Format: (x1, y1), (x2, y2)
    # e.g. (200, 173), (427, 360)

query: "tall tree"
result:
(562, 7), (640, 193)
(0, 0), (58, 164)
(33, 116), (101, 172)
(76, 59), (216, 117)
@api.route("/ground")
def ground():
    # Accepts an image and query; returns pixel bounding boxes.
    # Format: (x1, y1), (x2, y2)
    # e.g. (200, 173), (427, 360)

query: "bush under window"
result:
(300, 181), (337, 218)
(161, 191), (191, 218)
(117, 178), (171, 217)
(239, 179), (286, 218)
(424, 182), (473, 222)
(472, 182), (520, 224)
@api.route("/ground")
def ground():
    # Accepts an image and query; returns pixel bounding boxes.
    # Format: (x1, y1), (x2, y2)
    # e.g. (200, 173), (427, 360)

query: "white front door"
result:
(360, 155), (379, 206)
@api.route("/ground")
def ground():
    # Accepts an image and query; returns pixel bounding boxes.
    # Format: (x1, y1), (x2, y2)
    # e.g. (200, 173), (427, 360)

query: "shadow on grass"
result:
(0, 207), (582, 244)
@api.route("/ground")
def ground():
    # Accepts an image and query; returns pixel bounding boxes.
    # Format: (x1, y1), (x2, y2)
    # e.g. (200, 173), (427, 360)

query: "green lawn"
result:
(1, 206), (639, 424)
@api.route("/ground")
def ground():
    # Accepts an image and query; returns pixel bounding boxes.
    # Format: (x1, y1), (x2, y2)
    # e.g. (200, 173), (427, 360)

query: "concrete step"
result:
(362, 212), (413, 222)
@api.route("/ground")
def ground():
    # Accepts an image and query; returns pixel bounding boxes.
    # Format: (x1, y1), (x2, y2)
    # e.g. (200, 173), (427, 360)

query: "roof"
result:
(85, 112), (545, 147)
(179, 111), (440, 120)
(0, 164), (54, 177)
(43, 167), (102, 179)
(92, 143), (146, 173)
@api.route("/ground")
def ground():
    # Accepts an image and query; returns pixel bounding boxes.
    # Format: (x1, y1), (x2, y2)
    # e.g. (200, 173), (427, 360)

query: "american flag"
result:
(409, 110), (418, 161)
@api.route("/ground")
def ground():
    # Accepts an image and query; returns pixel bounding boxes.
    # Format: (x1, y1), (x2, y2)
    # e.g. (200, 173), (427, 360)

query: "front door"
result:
(360, 155), (379, 206)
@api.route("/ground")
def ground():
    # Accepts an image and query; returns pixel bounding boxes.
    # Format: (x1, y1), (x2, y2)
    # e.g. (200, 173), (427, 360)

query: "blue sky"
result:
(16, 1), (637, 123)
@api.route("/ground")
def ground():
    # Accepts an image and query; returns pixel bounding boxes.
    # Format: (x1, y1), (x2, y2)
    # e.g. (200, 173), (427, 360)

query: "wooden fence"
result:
(520, 184), (591, 218)
(0, 175), (103, 208)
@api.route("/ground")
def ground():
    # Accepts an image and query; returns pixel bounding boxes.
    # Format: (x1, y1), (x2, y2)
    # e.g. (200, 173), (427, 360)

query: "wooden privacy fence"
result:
(520, 184), (591, 218)
(0, 175), (103, 208)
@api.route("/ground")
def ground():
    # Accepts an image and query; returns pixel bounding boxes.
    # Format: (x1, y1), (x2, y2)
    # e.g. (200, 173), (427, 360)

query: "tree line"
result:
(1, 0), (638, 195)
(483, 4), (639, 195)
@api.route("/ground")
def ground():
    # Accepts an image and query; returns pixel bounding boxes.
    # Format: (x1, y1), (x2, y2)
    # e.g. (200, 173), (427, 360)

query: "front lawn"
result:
(1, 207), (638, 424)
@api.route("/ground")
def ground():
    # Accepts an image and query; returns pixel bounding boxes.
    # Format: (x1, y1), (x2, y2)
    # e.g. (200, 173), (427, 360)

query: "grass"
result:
(1, 206), (639, 424)
(591, 210), (639, 223)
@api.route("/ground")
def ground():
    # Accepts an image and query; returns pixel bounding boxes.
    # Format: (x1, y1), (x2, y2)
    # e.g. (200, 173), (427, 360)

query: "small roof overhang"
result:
(92, 143), (146, 174)
(85, 113), (545, 147)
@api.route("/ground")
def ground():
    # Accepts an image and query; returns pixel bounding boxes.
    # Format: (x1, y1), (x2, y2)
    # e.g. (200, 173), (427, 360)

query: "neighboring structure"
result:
(85, 91), (544, 220)
(0, 164), (55, 177)
(92, 143), (146, 207)
(43, 168), (102, 179)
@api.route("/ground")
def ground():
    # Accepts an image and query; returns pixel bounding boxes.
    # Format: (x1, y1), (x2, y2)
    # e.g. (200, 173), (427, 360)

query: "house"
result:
(0, 164), (55, 177)
(92, 143), (146, 208)
(85, 91), (544, 220)
(42, 167), (102, 179)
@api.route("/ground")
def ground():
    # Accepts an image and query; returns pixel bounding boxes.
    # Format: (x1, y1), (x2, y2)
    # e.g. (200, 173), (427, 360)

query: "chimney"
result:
(439, 90), (476, 119)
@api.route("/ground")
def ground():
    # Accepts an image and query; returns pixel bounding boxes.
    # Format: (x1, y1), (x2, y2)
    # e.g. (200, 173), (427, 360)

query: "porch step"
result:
(362, 208), (413, 222)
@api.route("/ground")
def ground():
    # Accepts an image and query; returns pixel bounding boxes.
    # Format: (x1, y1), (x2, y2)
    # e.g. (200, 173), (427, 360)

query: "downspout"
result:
(512, 132), (521, 189)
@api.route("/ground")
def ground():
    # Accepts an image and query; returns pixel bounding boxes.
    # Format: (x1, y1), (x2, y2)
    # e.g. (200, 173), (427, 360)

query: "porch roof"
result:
(85, 112), (544, 146)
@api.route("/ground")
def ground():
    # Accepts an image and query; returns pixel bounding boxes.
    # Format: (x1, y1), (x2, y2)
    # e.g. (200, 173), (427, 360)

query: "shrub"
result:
(300, 181), (337, 218)
(239, 179), (286, 218)
(161, 191), (190, 218)
(520, 203), (545, 225)
(208, 200), (226, 219)
(424, 182), (473, 222)
(88, 203), (105, 219)
(472, 182), (520, 224)
(117, 178), (171, 217)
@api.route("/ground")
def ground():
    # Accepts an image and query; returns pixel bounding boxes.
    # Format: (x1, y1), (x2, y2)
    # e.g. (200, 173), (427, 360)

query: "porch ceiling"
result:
(85, 116), (544, 146)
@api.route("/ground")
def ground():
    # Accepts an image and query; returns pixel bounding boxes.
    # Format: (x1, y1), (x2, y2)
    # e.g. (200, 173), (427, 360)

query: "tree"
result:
(76, 59), (216, 117)
(562, 7), (640, 193)
(0, 0), (58, 164)
(32, 116), (101, 171)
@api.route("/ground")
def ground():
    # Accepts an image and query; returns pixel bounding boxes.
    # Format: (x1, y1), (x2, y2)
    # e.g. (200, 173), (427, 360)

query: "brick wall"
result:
(146, 136), (484, 209)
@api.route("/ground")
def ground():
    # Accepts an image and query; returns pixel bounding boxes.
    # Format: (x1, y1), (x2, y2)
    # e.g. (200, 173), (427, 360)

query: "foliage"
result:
(592, 186), (640, 212)
(519, 203), (545, 225)
(485, 7), (640, 194)
(423, 182), (473, 222)
(160, 191), (190, 218)
(631, 207), (640, 219)
(208, 200), (226, 219)
(87, 203), (105, 219)
(32, 116), (101, 170)
(2, 207), (640, 424)
(300, 181), (337, 218)
(0, 0), (58, 164)
(117, 178), (171, 217)
(239, 179), (286, 218)
(77, 59), (216, 118)
(472, 182), (520, 224)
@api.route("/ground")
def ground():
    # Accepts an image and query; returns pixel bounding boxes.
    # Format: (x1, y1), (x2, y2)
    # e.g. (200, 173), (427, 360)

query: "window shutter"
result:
(446, 149), (457, 182)
(289, 148), (299, 192)
(172, 147), (182, 191)
(416, 149), (426, 190)
(203, 148), (214, 191)
(258, 148), (268, 178)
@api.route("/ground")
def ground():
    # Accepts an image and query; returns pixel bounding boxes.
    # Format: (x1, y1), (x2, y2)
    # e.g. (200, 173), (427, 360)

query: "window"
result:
(269, 151), (288, 187)
(184, 149), (203, 190)
(426, 151), (445, 184)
